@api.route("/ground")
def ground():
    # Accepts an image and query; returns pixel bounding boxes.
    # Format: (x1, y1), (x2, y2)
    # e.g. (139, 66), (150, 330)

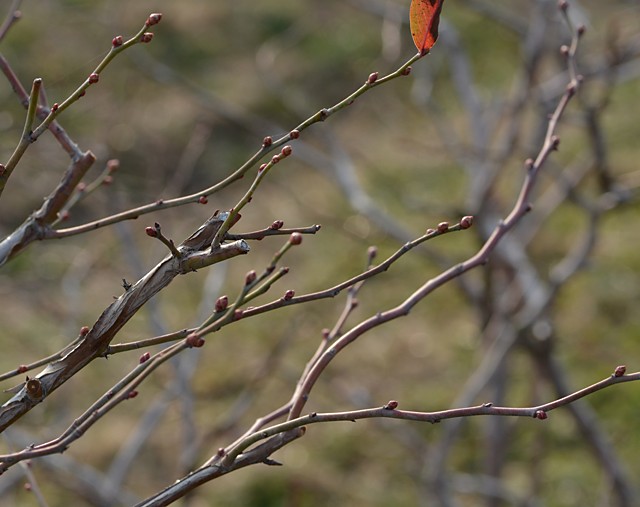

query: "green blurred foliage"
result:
(0, 1), (639, 506)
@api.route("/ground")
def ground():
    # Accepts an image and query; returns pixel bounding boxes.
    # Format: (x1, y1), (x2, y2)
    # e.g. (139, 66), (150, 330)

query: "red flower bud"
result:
(283, 289), (295, 301)
(245, 270), (257, 285)
(384, 400), (398, 410)
(215, 295), (229, 312)
(290, 129), (300, 139)
(437, 222), (449, 233)
(145, 226), (158, 237)
(614, 365), (627, 377)
(146, 13), (163, 26)
(186, 333), (205, 348)
(88, 73), (99, 84)
(270, 220), (284, 230)
(367, 72), (379, 84)
(198, 196), (208, 204)
(80, 326), (90, 336)
(17, 365), (28, 374)
(140, 32), (154, 43)
(401, 66), (412, 76)
(460, 216), (474, 229)
(534, 410), (548, 420)
(262, 136), (273, 147)
(281, 145), (292, 157)
(139, 352), (151, 364)
(289, 232), (302, 245)
(112, 35), (123, 47)
(128, 390), (139, 399)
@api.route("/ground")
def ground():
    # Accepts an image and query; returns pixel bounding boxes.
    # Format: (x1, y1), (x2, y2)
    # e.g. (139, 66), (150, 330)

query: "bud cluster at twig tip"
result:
(614, 365), (627, 377)
(112, 35), (123, 48)
(367, 72), (379, 85)
(139, 352), (151, 364)
(289, 232), (303, 245)
(460, 216), (474, 229)
(384, 400), (399, 410)
(437, 222), (449, 233)
(88, 73), (99, 84)
(215, 295), (228, 313)
(146, 13), (163, 26)
(283, 289), (295, 301)
(198, 196), (208, 204)
(262, 136), (273, 147)
(534, 410), (548, 420)
(290, 129), (300, 139)
(140, 32), (154, 43)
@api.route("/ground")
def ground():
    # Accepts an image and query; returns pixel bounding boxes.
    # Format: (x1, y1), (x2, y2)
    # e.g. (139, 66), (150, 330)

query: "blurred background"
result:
(1, 0), (640, 506)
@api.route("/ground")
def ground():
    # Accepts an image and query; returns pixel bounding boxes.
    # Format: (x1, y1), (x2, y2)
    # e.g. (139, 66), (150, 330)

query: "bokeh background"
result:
(1, 1), (639, 506)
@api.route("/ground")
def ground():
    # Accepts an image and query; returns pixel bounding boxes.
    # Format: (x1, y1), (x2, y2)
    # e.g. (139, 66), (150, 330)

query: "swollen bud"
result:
(437, 222), (449, 233)
(367, 72), (379, 85)
(262, 136), (273, 147)
(140, 32), (154, 43)
(289, 232), (303, 245)
(198, 196), (208, 204)
(283, 289), (295, 301)
(245, 270), (257, 285)
(139, 352), (151, 364)
(88, 73), (99, 84)
(534, 410), (548, 420)
(145, 226), (158, 237)
(112, 35), (123, 48)
(460, 216), (474, 230)
(215, 295), (229, 313)
(146, 13), (163, 26)
(614, 365), (627, 377)
(384, 400), (399, 410)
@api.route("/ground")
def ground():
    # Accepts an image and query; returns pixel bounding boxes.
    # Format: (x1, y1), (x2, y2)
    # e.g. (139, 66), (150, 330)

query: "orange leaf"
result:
(410, 0), (444, 55)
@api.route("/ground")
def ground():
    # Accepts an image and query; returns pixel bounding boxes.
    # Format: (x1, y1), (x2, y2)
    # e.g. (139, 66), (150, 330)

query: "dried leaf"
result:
(410, 0), (445, 54)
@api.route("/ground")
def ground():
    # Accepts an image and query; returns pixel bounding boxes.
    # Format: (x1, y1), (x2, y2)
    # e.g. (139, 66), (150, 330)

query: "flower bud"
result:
(460, 216), (474, 229)
(289, 232), (302, 245)
(145, 226), (158, 237)
(139, 352), (151, 364)
(245, 270), (257, 285)
(614, 365), (627, 377)
(140, 32), (154, 43)
(262, 136), (273, 147)
(437, 222), (449, 233)
(367, 72), (379, 84)
(112, 35), (123, 47)
(290, 129), (300, 139)
(146, 13), (163, 26)
(198, 196), (208, 204)
(283, 289), (295, 301)
(214, 295), (228, 313)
